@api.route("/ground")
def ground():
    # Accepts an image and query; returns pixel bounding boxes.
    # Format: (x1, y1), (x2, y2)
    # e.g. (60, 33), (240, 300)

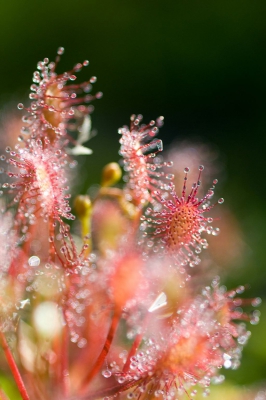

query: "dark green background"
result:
(0, 0), (265, 391)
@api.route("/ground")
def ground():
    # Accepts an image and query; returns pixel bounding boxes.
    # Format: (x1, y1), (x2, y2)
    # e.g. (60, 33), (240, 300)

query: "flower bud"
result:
(74, 195), (92, 219)
(74, 195), (92, 241)
(101, 162), (122, 187)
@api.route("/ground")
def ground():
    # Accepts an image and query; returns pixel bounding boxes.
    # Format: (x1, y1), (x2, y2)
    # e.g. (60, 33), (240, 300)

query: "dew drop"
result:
(96, 91), (103, 99)
(28, 256), (40, 267)
(156, 116), (164, 127)
(203, 389), (210, 397)
(252, 297), (262, 307)
(166, 173), (174, 180)
(57, 47), (65, 55)
(102, 369), (112, 378)
(235, 285), (245, 294)
(77, 338), (87, 348)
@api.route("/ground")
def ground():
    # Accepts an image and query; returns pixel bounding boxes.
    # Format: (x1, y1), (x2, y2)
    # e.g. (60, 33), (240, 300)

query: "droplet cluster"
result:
(119, 114), (173, 207)
(6, 139), (74, 227)
(112, 279), (257, 400)
(17, 47), (102, 143)
(0, 48), (260, 400)
(141, 166), (224, 268)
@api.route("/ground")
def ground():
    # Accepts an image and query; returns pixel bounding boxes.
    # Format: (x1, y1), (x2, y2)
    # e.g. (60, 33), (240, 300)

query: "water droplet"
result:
(166, 173), (174, 180)
(57, 47), (65, 55)
(212, 375), (224, 384)
(218, 198), (224, 204)
(203, 389), (210, 397)
(156, 116), (164, 127)
(96, 91), (103, 99)
(28, 256), (40, 267)
(184, 167), (190, 173)
(17, 103), (24, 110)
(102, 369), (112, 378)
(252, 297), (262, 307)
(77, 338), (87, 348)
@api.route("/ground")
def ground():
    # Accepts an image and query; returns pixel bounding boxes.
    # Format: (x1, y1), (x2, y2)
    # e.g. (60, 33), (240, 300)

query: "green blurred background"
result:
(0, 0), (265, 395)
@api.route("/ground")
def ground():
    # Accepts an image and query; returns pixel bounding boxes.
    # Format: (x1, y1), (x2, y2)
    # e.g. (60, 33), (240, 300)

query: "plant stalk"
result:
(0, 331), (30, 400)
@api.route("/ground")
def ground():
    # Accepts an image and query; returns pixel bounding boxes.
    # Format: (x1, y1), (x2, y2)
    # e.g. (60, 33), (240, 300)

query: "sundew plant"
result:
(0, 48), (261, 400)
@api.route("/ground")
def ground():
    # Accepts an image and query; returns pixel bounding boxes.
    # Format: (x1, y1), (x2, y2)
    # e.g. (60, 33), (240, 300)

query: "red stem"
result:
(0, 332), (30, 400)
(80, 309), (121, 391)
(123, 313), (150, 373)
(72, 379), (141, 400)
(123, 333), (143, 373)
